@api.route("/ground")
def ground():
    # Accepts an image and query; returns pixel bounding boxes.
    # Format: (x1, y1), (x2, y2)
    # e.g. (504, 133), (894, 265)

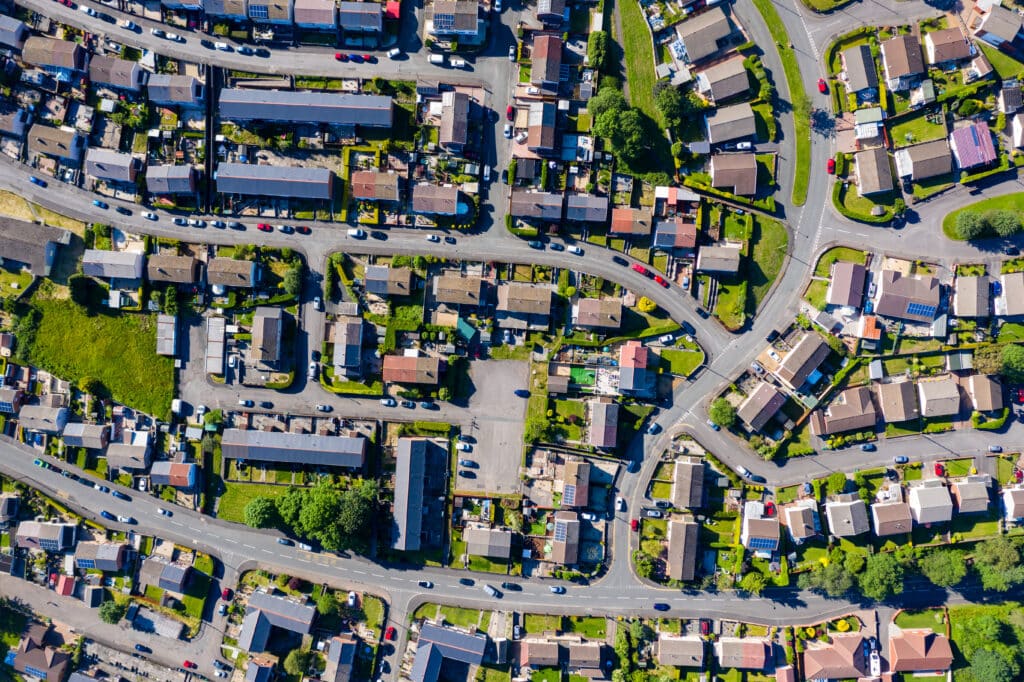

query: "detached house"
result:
(510, 190), (563, 221)
(953, 476), (990, 513)
(968, 374), (1002, 412)
(842, 44), (878, 96)
(880, 34), (925, 91)
(672, 458), (704, 509)
(10, 624), (70, 682)
(855, 146), (894, 196)
(803, 634), (866, 682)
(710, 153), (757, 196)
(433, 274), (484, 308)
(954, 275), (990, 317)
(737, 382), (785, 432)
(909, 481), (953, 524)
(875, 270), (940, 323)
(572, 298), (622, 331)
(674, 7), (732, 64)
(715, 638), (769, 671)
(950, 121), (997, 171)
(917, 376), (960, 417)
(740, 502), (779, 553)
(350, 171), (403, 202)
(666, 519), (698, 581)
(412, 184), (459, 216)
(428, 0), (479, 37)
(250, 306), (283, 368)
(872, 493), (913, 537)
(695, 55), (750, 103)
(825, 493), (870, 537)
(924, 27), (973, 66)
(365, 265), (414, 297)
(970, 2), (1023, 47)
(826, 261), (866, 308)
(877, 380), (920, 422)
(774, 333), (829, 391)
(208, 258), (259, 289)
(704, 102), (756, 144)
(894, 139), (953, 181)
(889, 630), (953, 674)
(439, 91), (469, 153)
(496, 282), (552, 331)
(382, 354), (442, 386)
(82, 250), (144, 281)
(810, 386), (877, 436)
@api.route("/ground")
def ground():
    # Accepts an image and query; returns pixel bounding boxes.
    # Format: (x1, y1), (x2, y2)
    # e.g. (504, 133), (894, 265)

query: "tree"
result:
(438, 386), (452, 401)
(243, 496), (279, 528)
(630, 619), (653, 645)
(99, 600), (128, 624)
(78, 376), (105, 397)
(970, 649), (1014, 682)
(739, 571), (767, 595)
(858, 552), (903, 601)
(283, 650), (311, 677)
(203, 409), (223, 427)
(634, 551), (654, 578)
(796, 559), (855, 597)
(1002, 345), (1024, 384)
(654, 84), (687, 130)
(974, 344), (1003, 375)
(708, 398), (736, 429)
(275, 486), (306, 528)
(316, 593), (339, 616)
(637, 296), (657, 313)
(973, 536), (1024, 591)
(842, 550), (864, 575)
(613, 626), (631, 668)
(587, 30), (608, 71)
(589, 87), (628, 121)
(299, 481), (344, 549)
(283, 264), (303, 297)
(919, 549), (967, 587)
(163, 287), (179, 316)
(955, 211), (986, 240)
(987, 209), (1020, 237)
(69, 274), (92, 308)
(825, 472), (848, 496)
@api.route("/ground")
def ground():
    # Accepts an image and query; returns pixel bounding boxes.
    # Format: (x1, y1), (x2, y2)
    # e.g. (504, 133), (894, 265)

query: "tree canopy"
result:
(1002, 345), (1024, 384)
(973, 536), (1024, 591)
(858, 553), (903, 601)
(709, 398), (737, 429)
(243, 496), (279, 528)
(970, 649), (1015, 682)
(919, 549), (967, 588)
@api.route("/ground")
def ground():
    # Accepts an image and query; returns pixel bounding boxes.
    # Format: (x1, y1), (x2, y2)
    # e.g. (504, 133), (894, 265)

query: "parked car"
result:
(631, 263), (649, 275)
(706, 419), (720, 431)
(134, 644), (150, 653)
(92, 199), (108, 209)
(630, 519), (639, 532)
(419, 401), (438, 409)
(418, 581), (434, 588)
(508, 45), (516, 60)
(612, 255), (629, 266)
(457, 443), (472, 452)
(817, 78), (827, 93)
(934, 462), (945, 476)
(459, 578), (475, 585)
(655, 500), (672, 509)
(142, 211), (157, 220)
(334, 52), (348, 61)
(616, 496), (626, 511)
(700, 619), (710, 635)
(990, 445), (1004, 453)
(380, 398), (396, 407)
(183, 661), (197, 670)
(653, 603), (670, 612)
(527, 240), (544, 249)
(276, 538), (294, 546)
(644, 509), (663, 519)
(425, 234), (440, 242)
(257, 223), (273, 232)
(501, 582), (522, 591)
(277, 224), (293, 234)
(568, 245), (583, 255)
(158, 508), (172, 516)
(111, 490), (130, 501)
(549, 586), (565, 594)
(654, 275), (669, 287)
(506, 105), (514, 120)
(100, 510), (115, 520)
(95, 484), (110, 493)
(444, 235), (457, 244)
(860, 443), (876, 452)
(826, 158), (836, 174)
(549, 242), (564, 252)
(385, 626), (396, 641)
(218, 603), (228, 616)
(646, 422), (661, 435)
(894, 455), (909, 464)
(401, 400), (416, 409)
(28, 176), (46, 187)
(315, 404), (332, 413)
(503, 123), (513, 138)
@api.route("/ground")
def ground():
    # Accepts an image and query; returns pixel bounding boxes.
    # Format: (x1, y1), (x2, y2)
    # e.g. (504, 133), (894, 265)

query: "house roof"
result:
(950, 121), (997, 169)
(737, 382), (785, 432)
(527, 101), (557, 151)
(776, 333), (830, 389)
(146, 74), (202, 105)
(323, 636), (356, 682)
(574, 298), (622, 329)
(429, 0), (479, 32)
(803, 634), (865, 681)
(412, 184), (459, 215)
(0, 218), (69, 277)
(433, 274), (483, 305)
(827, 261), (867, 308)
(250, 306), (282, 364)
(1004, 486), (1024, 519)
(551, 510), (580, 564)
(86, 148), (138, 183)
(294, 0), (337, 25)
(531, 34), (562, 86)
(536, 0), (564, 19)
(953, 478), (990, 513)
(609, 207), (652, 235)
(1000, 83), (1020, 112)
(18, 405), (68, 434)
(784, 502), (818, 540)
(876, 380), (920, 423)
(696, 244), (742, 273)
(975, 3), (1023, 43)
(510, 190), (563, 219)
(147, 165), (196, 194)
(843, 44), (877, 92)
(562, 460), (590, 508)
(653, 216), (698, 250)
(496, 282), (551, 315)
(0, 15), (27, 49)
(74, 541), (126, 568)
(23, 36), (84, 70)
(219, 89), (392, 126)
(439, 91), (470, 149)
(917, 376), (960, 418)
(393, 438), (443, 551)
(742, 516), (779, 549)
(332, 316), (363, 372)
(204, 0), (248, 16)
(247, 0), (293, 21)
(524, 641), (560, 667)
(697, 55), (750, 102)
(61, 422), (109, 449)
(239, 592), (316, 652)
(675, 7), (731, 62)
(1003, 271), (1024, 316)
(666, 518), (698, 582)
(903, 139), (953, 180)
(855, 146), (893, 195)
(216, 163), (334, 200)
(705, 102), (756, 143)
(811, 386), (877, 436)
(588, 400), (618, 448)
(82, 250), (144, 280)
(881, 34), (925, 79)
(106, 442), (150, 471)
(365, 265), (413, 296)
(889, 630), (953, 672)
(207, 258), (257, 287)
(463, 526), (512, 558)
(872, 500), (912, 536)
(338, 0), (382, 29)
(151, 461), (196, 488)
(13, 623), (70, 682)
(876, 270), (940, 322)
(351, 170), (402, 201)
(0, 103), (29, 139)
(416, 623), (487, 666)
(672, 459), (705, 509)
(926, 27), (972, 63)
(15, 521), (75, 549)
(715, 638), (768, 670)
(89, 55), (142, 90)
(147, 254), (200, 284)
(568, 642), (602, 669)
(954, 275), (989, 317)
(28, 124), (84, 162)
(825, 493), (871, 536)
(657, 636), (705, 668)
(220, 428), (366, 467)
(566, 194), (609, 222)
(909, 482), (954, 524)
(382, 355), (442, 384)
(710, 153), (757, 196)
(968, 374), (1002, 411)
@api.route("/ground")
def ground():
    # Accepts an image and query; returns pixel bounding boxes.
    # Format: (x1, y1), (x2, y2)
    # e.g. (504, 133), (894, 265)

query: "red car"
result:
(826, 158), (836, 174)
(934, 462), (945, 477)
(257, 223), (273, 232)
(183, 661), (197, 670)
(506, 105), (514, 120)
(1016, 388), (1024, 403)
(296, 225), (311, 235)
(700, 619), (710, 636)
(817, 78), (827, 93)
(631, 263), (649, 276)
(630, 518), (639, 532)
(334, 52), (348, 61)
(654, 275), (668, 288)
(1015, 469), (1023, 483)
(765, 501), (776, 517)
(385, 626), (396, 641)
(362, 54), (375, 62)
(221, 588), (232, 600)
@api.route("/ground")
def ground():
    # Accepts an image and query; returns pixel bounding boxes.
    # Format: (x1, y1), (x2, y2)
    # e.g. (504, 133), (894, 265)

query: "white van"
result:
(428, 54), (445, 65)
(347, 228), (366, 238)
(388, 47), (401, 59)
(483, 584), (500, 598)
(450, 57), (467, 68)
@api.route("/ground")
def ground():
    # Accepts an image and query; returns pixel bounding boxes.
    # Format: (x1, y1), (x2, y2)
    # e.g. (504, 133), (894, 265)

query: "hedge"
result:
(681, 176), (777, 213)
(831, 180), (891, 224)
(972, 407), (1009, 431)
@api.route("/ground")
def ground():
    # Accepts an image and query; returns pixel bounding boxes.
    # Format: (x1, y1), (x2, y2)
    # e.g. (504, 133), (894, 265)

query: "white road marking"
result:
(243, 544), (256, 549)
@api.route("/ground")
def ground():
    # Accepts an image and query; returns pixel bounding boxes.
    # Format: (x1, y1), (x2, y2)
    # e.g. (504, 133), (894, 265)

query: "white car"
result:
(347, 591), (358, 607)
(737, 465), (750, 477)
(483, 165), (491, 182)
(380, 398), (396, 407)
(503, 124), (513, 138)
(150, 27), (165, 37)
(508, 45), (516, 60)
(616, 496), (625, 511)
(568, 245), (583, 255)
(120, 19), (137, 29)
(228, 355), (238, 369)
(142, 211), (157, 220)
(425, 234), (440, 242)
(165, 32), (181, 42)
(457, 443), (472, 452)
(527, 86), (540, 95)
(767, 349), (781, 362)
(80, 5), (96, 15)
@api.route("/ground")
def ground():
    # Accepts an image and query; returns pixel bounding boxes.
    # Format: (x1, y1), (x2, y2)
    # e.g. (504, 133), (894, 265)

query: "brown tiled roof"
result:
(889, 630), (953, 672)
(382, 355), (441, 384)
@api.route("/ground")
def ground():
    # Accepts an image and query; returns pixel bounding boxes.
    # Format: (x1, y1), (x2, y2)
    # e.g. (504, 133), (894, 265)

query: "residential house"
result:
(696, 244), (742, 273)
(82, 250), (144, 281)
(854, 107), (885, 142)
(332, 316), (364, 379)
(784, 500), (820, 544)
(587, 399), (619, 449)
(219, 89), (392, 127)
(568, 643), (603, 677)
(433, 273), (483, 307)
(146, 75), (204, 108)
(106, 440), (152, 472)
(203, 0), (249, 20)
(0, 388), (22, 414)
(561, 460), (590, 508)
(382, 354), (443, 385)
(10, 624), (70, 682)
(338, 1), (382, 33)
(872, 494), (913, 536)
(672, 458), (705, 509)
(825, 493), (870, 537)
(737, 382), (785, 432)
(322, 635), (357, 682)
(207, 258), (259, 288)
(654, 185), (699, 217)
(439, 91), (469, 152)
(527, 101), (557, 154)
(950, 121), (997, 170)
(0, 104), (30, 142)
(74, 542), (128, 572)
(245, 659), (275, 682)
(657, 636), (705, 669)
(524, 641), (560, 668)
(696, 55), (750, 103)
(412, 184), (459, 215)
(247, 0), (293, 23)
(510, 190), (563, 220)
(875, 270), (940, 322)
(652, 216), (698, 254)
(150, 461), (198, 489)
(88, 56), (145, 91)
(22, 37), (85, 77)
(876, 380), (920, 422)
(463, 526), (512, 560)
(666, 518), (698, 582)
(710, 153), (757, 196)
(826, 261), (866, 308)
(364, 265), (414, 297)
(411, 624), (487, 682)
(532, 35), (562, 91)
(15, 521), (76, 551)
(740, 502), (779, 552)
(1001, 486), (1024, 522)
(802, 634), (866, 682)
(147, 254), (201, 285)
(18, 405), (68, 434)
(566, 194), (609, 223)
(675, 7), (732, 64)
(427, 0), (479, 37)
(27, 124), (85, 164)
(572, 298), (622, 330)
(880, 34), (925, 90)
(216, 163), (334, 201)
(619, 340), (654, 397)
(774, 333), (830, 391)
(0, 218), (70, 278)
(810, 386), (877, 436)
(295, 0), (338, 28)
(147, 165), (197, 195)
(392, 438), (446, 552)
(908, 481), (954, 524)
(704, 102), (756, 144)
(952, 476), (990, 513)
(999, 82), (1022, 114)
(0, 15), (28, 50)
(855, 146), (894, 196)
(220, 429), (367, 468)
(888, 630), (953, 673)
(917, 376), (960, 417)
(1001, 271), (1024, 315)
(714, 638), (769, 671)
(61, 422), (109, 450)
(495, 282), (552, 331)
(238, 591), (316, 653)
(351, 171), (403, 202)
(842, 44), (878, 96)
(535, 0), (564, 25)
(968, 374), (1002, 412)
(85, 149), (139, 185)
(924, 27), (973, 65)
(970, 2), (1023, 47)
(550, 510), (580, 564)
(894, 139), (952, 180)
(953, 275), (989, 317)
(0, 494), (19, 528)
(609, 207), (652, 236)
(250, 306), (283, 367)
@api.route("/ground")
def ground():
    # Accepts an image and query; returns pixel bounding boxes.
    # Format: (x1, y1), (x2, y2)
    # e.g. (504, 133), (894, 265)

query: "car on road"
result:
(95, 484), (110, 493)
(401, 400), (416, 409)
(630, 518), (639, 531)
(508, 45), (516, 60)
(257, 223), (273, 232)
(612, 255), (629, 266)
(277, 538), (294, 546)
(631, 263), (649, 275)
(514, 389), (530, 397)
(380, 398), (396, 407)
(568, 245), (583, 255)
(218, 603), (228, 616)
(860, 443), (876, 452)
(457, 443), (472, 452)
(237, 45), (254, 55)
(100, 510), (115, 520)
(549, 242), (564, 251)
(616, 496), (625, 511)
(213, 661), (231, 671)
(308, 361), (318, 380)
(158, 508), (172, 516)
(222, 588), (232, 600)
(28, 176), (46, 187)
(111, 490), (130, 501)
(934, 462), (945, 477)
(501, 581), (522, 590)
(172, 217), (187, 226)
(706, 419), (720, 431)
(385, 626), (396, 641)
(459, 577), (475, 585)
(654, 275), (668, 287)
(334, 52), (348, 61)
(361, 54), (375, 62)
(260, 401), (273, 409)
(736, 465), (750, 477)
(765, 329), (780, 342)
(418, 580), (434, 588)
(117, 515), (135, 524)
(653, 603), (670, 612)
(826, 158), (836, 174)
(425, 234), (440, 242)
(165, 32), (183, 42)
(444, 235), (457, 244)
(990, 445), (1003, 453)
(506, 105), (514, 120)
(238, 399), (253, 408)
(349, 53), (364, 62)
(80, 5), (96, 14)
(1007, 246), (1021, 256)
(151, 27), (165, 37)
(646, 422), (661, 435)
(749, 473), (767, 484)
(142, 211), (157, 220)
(183, 661), (197, 670)
(549, 586), (565, 594)
(277, 224), (293, 234)
(894, 455), (909, 464)
(33, 458), (45, 467)
(115, 206), (131, 215)
(134, 644), (150, 653)
(92, 199), (108, 209)
(527, 240), (544, 249)
(817, 78), (827, 93)
(503, 123), (513, 138)
(296, 225), (311, 234)
(419, 401), (437, 409)
(316, 404), (332, 413)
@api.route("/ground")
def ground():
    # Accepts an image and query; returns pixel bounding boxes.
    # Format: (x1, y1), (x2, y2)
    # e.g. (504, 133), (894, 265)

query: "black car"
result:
(654, 500), (672, 509)
(401, 400), (416, 409)
(260, 401), (273, 408)
(500, 581), (522, 591)
(1007, 246), (1021, 256)
(134, 644), (150, 654)
(501, 169), (509, 184)
(612, 255), (629, 266)
(459, 577), (475, 586)
(370, 231), (388, 240)
(549, 243), (564, 251)
(111, 490), (131, 501)
(115, 206), (132, 215)
(696, 308), (710, 318)
(277, 537), (294, 546)
(444, 236), (457, 244)
(749, 474), (767, 484)
(765, 329), (780, 343)
(653, 603), (670, 612)
(527, 240), (544, 249)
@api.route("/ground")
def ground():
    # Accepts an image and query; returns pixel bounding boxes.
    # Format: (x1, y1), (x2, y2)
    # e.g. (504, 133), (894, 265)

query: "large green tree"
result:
(283, 650), (312, 676)
(970, 649), (1014, 682)
(739, 572), (767, 595)
(243, 496), (279, 528)
(99, 600), (128, 624)
(973, 536), (1024, 591)
(858, 553), (903, 601)
(796, 559), (855, 597)
(276, 486), (305, 528)
(955, 211), (986, 240)
(919, 549), (967, 588)
(1002, 345), (1024, 384)
(283, 264), (303, 297)
(708, 398), (737, 429)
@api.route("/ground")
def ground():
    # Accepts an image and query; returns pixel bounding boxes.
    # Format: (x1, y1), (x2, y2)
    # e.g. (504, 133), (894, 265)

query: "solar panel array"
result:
(748, 536), (776, 551)
(249, 4), (269, 18)
(553, 520), (567, 542)
(906, 302), (936, 318)
(433, 12), (455, 30)
(563, 484), (576, 507)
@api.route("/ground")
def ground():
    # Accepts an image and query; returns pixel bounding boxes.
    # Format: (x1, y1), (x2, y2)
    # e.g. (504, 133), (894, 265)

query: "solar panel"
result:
(250, 4), (269, 18)
(563, 484), (576, 507)
(434, 12), (454, 29)
(749, 537), (776, 550)
(553, 520), (567, 542)
(906, 302), (936, 318)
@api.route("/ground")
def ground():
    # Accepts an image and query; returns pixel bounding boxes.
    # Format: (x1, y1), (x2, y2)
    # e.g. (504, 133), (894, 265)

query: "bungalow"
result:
(412, 184), (459, 215)
(323, 636), (356, 682)
(950, 121), (997, 171)
(783, 500), (820, 544)
(968, 374), (1002, 412)
(875, 270), (940, 323)
(908, 481), (954, 524)
(147, 75), (204, 108)
(0, 15), (28, 50)
(740, 502), (779, 552)
(510, 190), (563, 221)
(147, 165), (197, 195)
(89, 56), (145, 91)
(825, 493), (870, 537)
(572, 298), (622, 330)
(872, 496), (913, 536)
(15, 521), (76, 551)
(531, 35), (562, 91)
(0, 218), (71, 277)
(74, 542), (128, 572)
(106, 440), (152, 472)
(219, 89), (392, 127)
(924, 27), (973, 66)
(999, 83), (1022, 114)
(495, 282), (552, 331)
(675, 7), (732, 64)
(970, 2), (1023, 47)
(894, 139), (952, 181)
(826, 261), (866, 308)
(82, 250), (144, 281)
(19, 405), (68, 435)
(953, 476), (990, 513)
(207, 258), (259, 288)
(411, 624), (487, 682)
(439, 91), (469, 152)
(737, 382), (785, 432)
(657, 635), (705, 669)
(428, 0), (479, 37)
(842, 44), (878, 96)
(10, 624), (70, 682)
(85, 148), (139, 184)
(22, 37), (86, 78)
(28, 124), (85, 165)
(62, 422), (110, 450)
(609, 207), (652, 236)
(338, 1), (382, 33)
(148, 254), (201, 285)
(365, 265), (414, 297)
(463, 526), (512, 559)
(880, 34), (925, 91)
(715, 638), (769, 671)
(710, 153), (757, 196)
(332, 316), (364, 379)
(855, 146), (893, 196)
(774, 333), (830, 391)
(917, 376), (960, 417)
(568, 643), (603, 677)
(889, 630), (953, 674)
(250, 306), (283, 368)
(810, 386), (877, 436)
(150, 461), (198, 489)
(221, 429), (367, 468)
(294, 0), (338, 29)
(382, 354), (443, 385)
(704, 102), (756, 144)
(566, 194), (609, 223)
(216, 163), (335, 201)
(535, 0), (564, 25)
(652, 216), (697, 254)
(550, 510), (580, 564)
(433, 273), (483, 307)
(238, 592), (316, 653)
(350, 171), (403, 202)
(695, 244), (742, 274)
(527, 101), (557, 154)
(1001, 271), (1024, 315)
(1002, 486), (1024, 522)
(587, 399), (618, 449)
(561, 460), (590, 508)
(695, 55), (750, 103)
(953, 275), (989, 317)
(802, 634), (866, 682)
(672, 458), (704, 509)
(247, 0), (293, 23)
(876, 380), (920, 422)
(666, 519), (698, 582)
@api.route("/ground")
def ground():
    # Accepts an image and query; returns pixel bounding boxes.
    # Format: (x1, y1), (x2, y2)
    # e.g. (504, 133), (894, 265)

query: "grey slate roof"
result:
(85, 148), (138, 183)
(220, 428), (367, 467)
(843, 44), (878, 93)
(0, 217), (71, 277)
(216, 163), (334, 200)
(294, 0), (337, 26)
(393, 438), (444, 551)
(238, 592), (316, 653)
(0, 15), (28, 50)
(88, 56), (144, 91)
(82, 250), (145, 280)
(23, 37), (85, 71)
(565, 194), (609, 222)
(147, 75), (203, 106)
(338, 1), (382, 30)
(416, 623), (487, 665)
(439, 91), (469, 149)
(147, 165), (197, 194)
(219, 89), (393, 127)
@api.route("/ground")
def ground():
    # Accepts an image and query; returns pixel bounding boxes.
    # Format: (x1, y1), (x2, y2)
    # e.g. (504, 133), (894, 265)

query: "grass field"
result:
(525, 613), (562, 633)
(943, 193), (1024, 240)
(748, 217), (788, 312)
(814, 246), (867, 276)
(216, 482), (290, 522)
(889, 111), (946, 148)
(28, 289), (175, 418)
(715, 277), (748, 330)
(660, 349), (704, 376)
(619, 0), (662, 128)
(978, 42), (1024, 81)
(895, 609), (944, 632)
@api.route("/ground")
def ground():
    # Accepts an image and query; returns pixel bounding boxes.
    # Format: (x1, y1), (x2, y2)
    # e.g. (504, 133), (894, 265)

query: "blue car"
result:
(92, 199), (109, 209)
(28, 176), (46, 187)
(653, 603), (670, 612)
(860, 443), (876, 452)
(100, 510), (115, 520)
(993, 281), (1003, 296)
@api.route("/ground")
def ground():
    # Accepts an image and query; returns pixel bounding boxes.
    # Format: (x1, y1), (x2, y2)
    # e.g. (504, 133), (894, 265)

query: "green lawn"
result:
(181, 572), (210, 619)
(943, 193), (1024, 240)
(525, 613), (563, 634)
(837, 183), (900, 222)
(27, 292), (175, 418)
(438, 605), (483, 630)
(531, 669), (562, 682)
(951, 512), (1000, 541)
(660, 349), (704, 376)
(943, 458), (974, 478)
(895, 609), (944, 632)
(565, 616), (606, 639)
(0, 601), (26, 665)
(748, 216), (788, 311)
(804, 280), (827, 310)
(363, 595), (385, 631)
(216, 482), (290, 523)
(889, 111), (946, 148)
(997, 456), (1018, 485)
(619, 0), (662, 127)
(978, 42), (1024, 81)
(814, 246), (867, 276)
(799, 0), (853, 10)
(715, 277), (748, 330)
